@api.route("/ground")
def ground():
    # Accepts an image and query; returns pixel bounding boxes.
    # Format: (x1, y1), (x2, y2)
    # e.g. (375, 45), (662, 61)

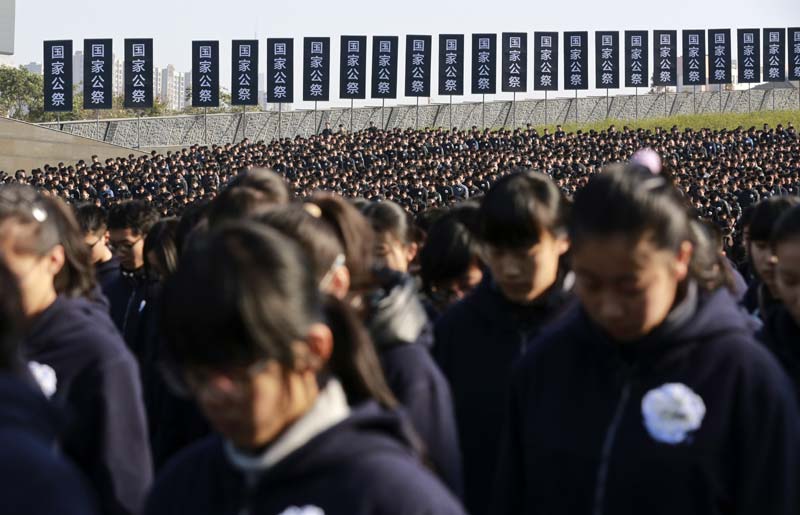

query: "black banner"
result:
(682, 30), (706, 86)
(232, 40), (258, 106)
(790, 27), (800, 81)
(267, 38), (293, 103)
(534, 32), (558, 91)
(304, 37), (331, 102)
(471, 33), (497, 95)
(44, 40), (73, 112)
(340, 35), (367, 99)
(192, 41), (219, 107)
(124, 38), (153, 109)
(763, 28), (786, 82)
(737, 29), (761, 84)
(501, 32), (527, 93)
(83, 39), (112, 109)
(595, 31), (619, 89)
(564, 31), (588, 90)
(405, 35), (432, 97)
(372, 36), (398, 99)
(707, 29), (731, 84)
(653, 30), (677, 86)
(439, 34), (464, 96)
(624, 31), (649, 88)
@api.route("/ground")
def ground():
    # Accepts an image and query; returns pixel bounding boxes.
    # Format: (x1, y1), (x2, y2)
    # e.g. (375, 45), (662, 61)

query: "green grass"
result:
(501, 109), (800, 133)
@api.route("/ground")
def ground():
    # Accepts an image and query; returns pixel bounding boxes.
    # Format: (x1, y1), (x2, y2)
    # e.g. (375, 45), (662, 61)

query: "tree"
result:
(0, 66), (49, 121)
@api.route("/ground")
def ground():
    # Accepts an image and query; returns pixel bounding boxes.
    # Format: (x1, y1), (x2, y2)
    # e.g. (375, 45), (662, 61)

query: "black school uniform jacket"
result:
(0, 373), (98, 515)
(759, 306), (800, 404)
(433, 275), (571, 515)
(145, 402), (466, 515)
(493, 286), (800, 515)
(23, 295), (153, 515)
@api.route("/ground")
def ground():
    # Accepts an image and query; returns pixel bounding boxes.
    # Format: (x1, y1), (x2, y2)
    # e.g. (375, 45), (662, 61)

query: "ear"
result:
(305, 323), (334, 370)
(328, 266), (350, 300)
(405, 242), (419, 264)
(556, 236), (571, 256)
(46, 245), (66, 277)
(674, 240), (694, 281)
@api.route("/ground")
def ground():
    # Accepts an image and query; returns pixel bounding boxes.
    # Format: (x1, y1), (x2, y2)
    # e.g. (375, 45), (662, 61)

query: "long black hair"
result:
(161, 220), (395, 408)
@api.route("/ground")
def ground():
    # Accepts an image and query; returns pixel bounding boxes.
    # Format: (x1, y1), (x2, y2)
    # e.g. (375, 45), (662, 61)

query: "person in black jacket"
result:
(0, 185), (152, 515)
(759, 204), (800, 402)
(147, 221), (465, 515)
(74, 203), (120, 299)
(0, 261), (98, 515)
(106, 200), (160, 355)
(433, 170), (571, 515)
(259, 201), (463, 497)
(494, 163), (800, 515)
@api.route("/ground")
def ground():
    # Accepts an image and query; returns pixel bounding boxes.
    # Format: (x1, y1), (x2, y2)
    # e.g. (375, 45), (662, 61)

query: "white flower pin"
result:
(641, 383), (706, 445)
(28, 361), (57, 399)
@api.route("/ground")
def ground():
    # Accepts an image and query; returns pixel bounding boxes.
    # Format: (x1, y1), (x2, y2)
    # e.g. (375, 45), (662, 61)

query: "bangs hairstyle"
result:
(420, 203), (482, 291)
(570, 164), (691, 254)
(0, 185), (96, 299)
(748, 196), (800, 242)
(771, 204), (800, 249)
(478, 170), (569, 249)
(161, 221), (395, 407)
(362, 200), (417, 246)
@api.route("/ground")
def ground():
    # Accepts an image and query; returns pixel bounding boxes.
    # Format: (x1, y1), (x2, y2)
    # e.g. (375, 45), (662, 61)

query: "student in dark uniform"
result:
(147, 222), (465, 515)
(433, 170), (571, 515)
(494, 164), (800, 515)
(760, 204), (800, 402)
(0, 185), (152, 515)
(74, 204), (120, 298)
(0, 260), (98, 515)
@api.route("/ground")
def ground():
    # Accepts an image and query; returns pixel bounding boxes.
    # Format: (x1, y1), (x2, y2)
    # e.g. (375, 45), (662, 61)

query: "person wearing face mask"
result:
(433, 170), (572, 515)
(146, 222), (465, 515)
(0, 185), (152, 515)
(493, 164), (800, 515)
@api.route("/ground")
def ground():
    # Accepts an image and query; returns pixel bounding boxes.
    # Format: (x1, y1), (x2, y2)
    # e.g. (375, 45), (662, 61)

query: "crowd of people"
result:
(0, 121), (799, 514)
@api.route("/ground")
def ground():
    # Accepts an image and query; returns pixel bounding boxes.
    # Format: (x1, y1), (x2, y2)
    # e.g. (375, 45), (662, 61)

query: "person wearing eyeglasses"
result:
(105, 200), (160, 356)
(0, 185), (152, 515)
(74, 204), (120, 300)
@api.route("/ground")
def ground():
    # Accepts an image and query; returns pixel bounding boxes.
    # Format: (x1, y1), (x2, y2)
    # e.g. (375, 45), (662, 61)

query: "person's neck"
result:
(27, 289), (58, 320)
(96, 247), (113, 265)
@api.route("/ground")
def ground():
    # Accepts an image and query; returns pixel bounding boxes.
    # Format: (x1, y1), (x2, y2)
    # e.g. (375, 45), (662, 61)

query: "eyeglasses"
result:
(181, 358), (273, 402)
(108, 236), (143, 253)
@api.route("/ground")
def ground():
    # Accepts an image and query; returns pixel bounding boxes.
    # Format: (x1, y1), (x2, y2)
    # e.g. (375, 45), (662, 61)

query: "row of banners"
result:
(44, 28), (800, 112)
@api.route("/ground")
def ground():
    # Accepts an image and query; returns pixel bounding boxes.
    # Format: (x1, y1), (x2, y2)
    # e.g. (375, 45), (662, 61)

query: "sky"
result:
(7, 0), (800, 109)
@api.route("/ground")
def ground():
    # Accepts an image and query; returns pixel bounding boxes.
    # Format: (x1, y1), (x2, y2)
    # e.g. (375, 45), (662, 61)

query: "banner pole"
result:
(635, 87), (638, 121)
(718, 84), (722, 113)
(449, 94), (454, 129)
(278, 103), (283, 140)
(242, 106), (246, 142)
(481, 94), (488, 129)
(575, 90), (578, 125)
(544, 90), (548, 127)
(693, 85), (696, 114)
(96, 110), (100, 140)
(416, 97), (421, 130)
(57, 113), (61, 131)
(136, 111), (141, 149)
(350, 98), (354, 133)
(204, 107), (208, 145)
(798, 80), (800, 110)
(381, 98), (385, 129)
(513, 92), (517, 129)
(772, 88), (776, 111)
(748, 83), (751, 112)
(664, 88), (668, 118)
(606, 88), (609, 119)
(314, 101), (318, 136)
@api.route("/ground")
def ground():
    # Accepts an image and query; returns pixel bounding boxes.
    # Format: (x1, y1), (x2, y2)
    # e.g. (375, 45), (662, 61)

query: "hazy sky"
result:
(10, 0), (800, 108)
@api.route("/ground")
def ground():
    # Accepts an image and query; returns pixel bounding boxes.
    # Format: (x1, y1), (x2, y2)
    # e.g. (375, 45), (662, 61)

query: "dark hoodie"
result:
(433, 274), (571, 515)
(759, 306), (800, 403)
(23, 295), (153, 515)
(105, 267), (150, 356)
(96, 256), (122, 300)
(145, 401), (465, 515)
(366, 269), (463, 497)
(493, 286), (800, 515)
(0, 373), (98, 515)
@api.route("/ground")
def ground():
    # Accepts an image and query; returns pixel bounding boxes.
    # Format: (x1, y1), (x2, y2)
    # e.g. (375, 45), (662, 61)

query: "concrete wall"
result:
(38, 88), (800, 150)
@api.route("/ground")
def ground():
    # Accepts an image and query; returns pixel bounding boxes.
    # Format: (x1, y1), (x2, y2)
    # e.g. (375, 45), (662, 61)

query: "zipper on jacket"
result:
(591, 380), (632, 515)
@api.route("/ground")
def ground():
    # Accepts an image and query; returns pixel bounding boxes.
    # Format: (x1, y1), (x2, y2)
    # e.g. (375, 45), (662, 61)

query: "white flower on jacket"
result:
(28, 361), (57, 399)
(641, 383), (706, 445)
(276, 506), (325, 515)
